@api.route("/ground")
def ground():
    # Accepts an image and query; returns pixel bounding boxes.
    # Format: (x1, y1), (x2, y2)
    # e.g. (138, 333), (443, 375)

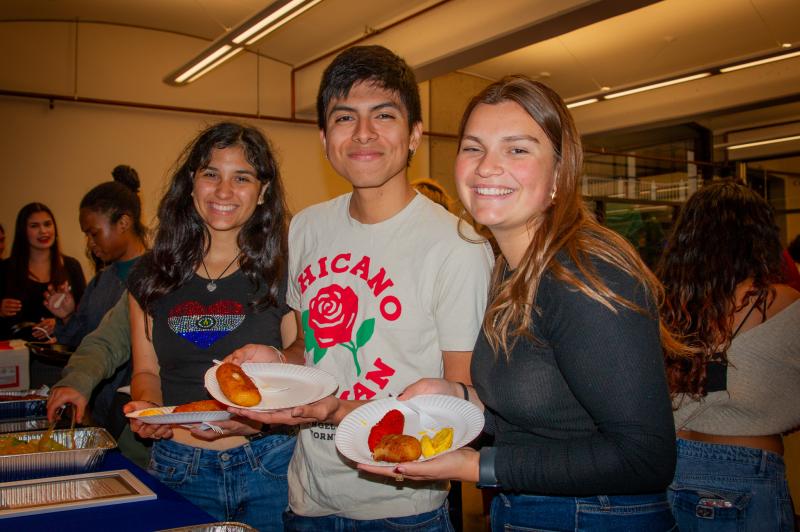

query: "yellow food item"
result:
(138, 408), (163, 416)
(217, 363), (261, 407)
(420, 427), (454, 458)
(0, 436), (67, 455)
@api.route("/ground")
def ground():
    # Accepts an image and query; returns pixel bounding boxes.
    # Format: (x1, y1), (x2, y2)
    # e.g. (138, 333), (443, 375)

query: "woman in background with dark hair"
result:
(0, 203), (86, 341)
(658, 180), (799, 531)
(124, 122), (295, 531)
(46, 165), (147, 438)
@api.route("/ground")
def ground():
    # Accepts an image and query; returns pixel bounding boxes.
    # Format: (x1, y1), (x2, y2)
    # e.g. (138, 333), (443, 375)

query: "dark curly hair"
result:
(128, 122), (289, 318)
(657, 180), (783, 398)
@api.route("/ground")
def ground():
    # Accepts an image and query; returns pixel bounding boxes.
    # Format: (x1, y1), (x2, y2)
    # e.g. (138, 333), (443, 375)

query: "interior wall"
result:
(0, 21), (431, 274)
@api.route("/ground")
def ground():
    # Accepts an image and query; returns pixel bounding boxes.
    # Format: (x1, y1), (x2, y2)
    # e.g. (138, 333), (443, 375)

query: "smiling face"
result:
(455, 100), (557, 243)
(192, 145), (266, 240)
(26, 211), (56, 252)
(321, 81), (422, 191)
(79, 208), (130, 264)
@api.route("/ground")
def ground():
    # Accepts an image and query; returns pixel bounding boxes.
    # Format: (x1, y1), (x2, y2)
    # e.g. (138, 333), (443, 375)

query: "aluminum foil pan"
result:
(0, 417), (49, 434)
(0, 427), (117, 482)
(0, 390), (48, 420)
(157, 522), (258, 532)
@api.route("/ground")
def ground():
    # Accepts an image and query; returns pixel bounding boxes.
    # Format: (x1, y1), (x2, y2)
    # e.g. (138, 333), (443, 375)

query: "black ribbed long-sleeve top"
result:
(471, 257), (676, 495)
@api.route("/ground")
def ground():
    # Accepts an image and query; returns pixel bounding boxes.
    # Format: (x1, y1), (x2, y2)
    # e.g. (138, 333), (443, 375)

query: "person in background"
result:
(125, 122), (296, 531)
(46, 164), (147, 440)
(780, 234), (800, 292)
(229, 45), (493, 531)
(789, 234), (800, 266)
(360, 75), (681, 531)
(658, 180), (799, 532)
(411, 178), (453, 211)
(0, 223), (6, 259)
(0, 203), (86, 343)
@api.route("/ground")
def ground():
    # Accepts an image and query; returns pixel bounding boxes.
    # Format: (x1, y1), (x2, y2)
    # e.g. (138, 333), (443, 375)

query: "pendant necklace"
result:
(201, 253), (241, 292)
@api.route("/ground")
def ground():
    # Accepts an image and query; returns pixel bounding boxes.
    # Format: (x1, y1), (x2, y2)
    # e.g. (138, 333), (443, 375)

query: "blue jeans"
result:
(490, 492), (676, 531)
(283, 503), (454, 531)
(148, 434), (295, 532)
(668, 438), (795, 532)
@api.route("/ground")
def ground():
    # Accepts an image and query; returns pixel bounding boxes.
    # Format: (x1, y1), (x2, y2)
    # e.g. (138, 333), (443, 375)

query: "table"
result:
(3, 450), (218, 531)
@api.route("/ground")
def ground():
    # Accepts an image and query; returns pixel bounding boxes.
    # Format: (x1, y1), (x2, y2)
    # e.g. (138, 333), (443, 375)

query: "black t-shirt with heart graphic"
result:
(147, 270), (289, 406)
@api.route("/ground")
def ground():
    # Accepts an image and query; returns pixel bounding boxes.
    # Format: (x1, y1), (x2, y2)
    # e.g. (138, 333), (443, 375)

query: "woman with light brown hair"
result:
(361, 75), (683, 531)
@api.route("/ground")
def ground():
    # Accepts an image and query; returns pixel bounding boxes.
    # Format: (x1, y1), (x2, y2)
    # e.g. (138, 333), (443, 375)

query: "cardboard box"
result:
(0, 340), (30, 391)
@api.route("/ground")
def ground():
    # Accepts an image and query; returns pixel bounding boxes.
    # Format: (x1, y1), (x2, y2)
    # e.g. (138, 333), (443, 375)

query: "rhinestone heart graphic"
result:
(167, 300), (245, 349)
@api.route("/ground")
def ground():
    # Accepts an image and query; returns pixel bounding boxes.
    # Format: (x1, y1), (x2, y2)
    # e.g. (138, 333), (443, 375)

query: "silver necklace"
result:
(201, 253), (240, 292)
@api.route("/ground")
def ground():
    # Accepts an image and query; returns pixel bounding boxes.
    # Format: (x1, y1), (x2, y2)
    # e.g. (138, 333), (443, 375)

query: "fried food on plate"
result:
(216, 363), (261, 407)
(373, 434), (422, 462)
(173, 399), (227, 413)
(137, 408), (164, 416)
(367, 409), (404, 452)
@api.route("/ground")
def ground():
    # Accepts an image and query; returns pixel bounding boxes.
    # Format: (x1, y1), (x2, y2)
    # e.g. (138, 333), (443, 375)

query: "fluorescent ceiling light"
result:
(726, 135), (800, 150)
(719, 50), (800, 73)
(605, 73), (711, 100)
(166, 0), (322, 86)
(566, 98), (598, 109)
(237, 0), (323, 45)
(187, 48), (245, 83)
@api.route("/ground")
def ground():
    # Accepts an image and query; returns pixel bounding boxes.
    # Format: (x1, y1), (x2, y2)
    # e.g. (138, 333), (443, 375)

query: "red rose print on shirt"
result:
(303, 284), (375, 376)
(308, 285), (358, 347)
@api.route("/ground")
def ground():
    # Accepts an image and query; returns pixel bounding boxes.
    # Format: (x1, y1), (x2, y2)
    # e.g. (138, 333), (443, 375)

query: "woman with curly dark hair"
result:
(658, 180), (799, 531)
(124, 122), (295, 531)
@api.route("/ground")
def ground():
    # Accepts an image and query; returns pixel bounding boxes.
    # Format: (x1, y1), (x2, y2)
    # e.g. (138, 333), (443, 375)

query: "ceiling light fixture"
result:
(719, 49), (800, 73)
(565, 47), (799, 110)
(166, 0), (322, 86)
(726, 134), (800, 150)
(604, 72), (711, 99)
(566, 98), (599, 109)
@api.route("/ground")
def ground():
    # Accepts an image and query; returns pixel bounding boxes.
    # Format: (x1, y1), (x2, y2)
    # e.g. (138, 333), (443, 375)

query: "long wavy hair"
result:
(129, 122), (289, 317)
(460, 76), (684, 361)
(657, 180), (783, 397)
(7, 203), (69, 288)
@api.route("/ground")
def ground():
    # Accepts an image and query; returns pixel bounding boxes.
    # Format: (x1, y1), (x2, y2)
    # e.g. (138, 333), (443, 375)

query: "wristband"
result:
(457, 382), (469, 401)
(477, 446), (500, 488)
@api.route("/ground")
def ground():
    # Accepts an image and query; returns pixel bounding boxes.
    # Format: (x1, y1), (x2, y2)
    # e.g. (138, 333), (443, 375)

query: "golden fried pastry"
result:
(216, 363), (261, 407)
(137, 408), (163, 416)
(173, 399), (227, 413)
(372, 434), (422, 462)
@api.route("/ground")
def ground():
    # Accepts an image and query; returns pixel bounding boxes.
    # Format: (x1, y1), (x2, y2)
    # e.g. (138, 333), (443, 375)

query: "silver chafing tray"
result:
(0, 417), (49, 434)
(0, 427), (116, 482)
(0, 389), (48, 420)
(158, 523), (258, 532)
(0, 469), (156, 518)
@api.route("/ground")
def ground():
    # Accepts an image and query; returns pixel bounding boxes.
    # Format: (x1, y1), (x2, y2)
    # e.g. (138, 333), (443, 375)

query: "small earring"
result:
(257, 198), (264, 205)
(550, 188), (557, 201)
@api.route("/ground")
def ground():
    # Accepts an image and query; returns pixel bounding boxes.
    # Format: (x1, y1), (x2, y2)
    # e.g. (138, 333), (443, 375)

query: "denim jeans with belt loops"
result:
(490, 491), (676, 531)
(668, 438), (795, 532)
(148, 433), (295, 532)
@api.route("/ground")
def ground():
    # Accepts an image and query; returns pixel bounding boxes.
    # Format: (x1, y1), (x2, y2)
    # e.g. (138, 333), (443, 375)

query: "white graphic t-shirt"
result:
(286, 192), (493, 519)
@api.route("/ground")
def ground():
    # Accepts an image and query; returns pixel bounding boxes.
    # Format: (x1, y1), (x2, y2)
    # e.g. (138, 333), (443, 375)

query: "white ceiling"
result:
(3, 0), (800, 138)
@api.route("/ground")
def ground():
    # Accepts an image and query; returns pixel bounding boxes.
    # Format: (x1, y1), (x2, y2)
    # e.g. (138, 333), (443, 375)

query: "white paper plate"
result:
(125, 406), (231, 425)
(335, 394), (484, 466)
(204, 363), (338, 411)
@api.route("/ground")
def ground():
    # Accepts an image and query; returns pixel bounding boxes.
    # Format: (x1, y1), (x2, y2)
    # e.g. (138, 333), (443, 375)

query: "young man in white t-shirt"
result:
(230, 45), (493, 530)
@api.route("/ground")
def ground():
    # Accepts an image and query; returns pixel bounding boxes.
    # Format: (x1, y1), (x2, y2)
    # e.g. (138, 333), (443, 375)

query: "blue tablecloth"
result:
(2, 450), (218, 531)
